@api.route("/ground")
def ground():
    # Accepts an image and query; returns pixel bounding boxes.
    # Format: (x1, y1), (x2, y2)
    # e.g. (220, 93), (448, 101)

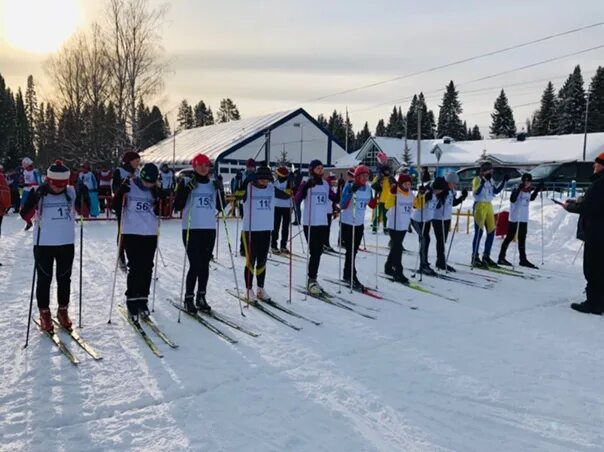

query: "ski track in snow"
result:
(1, 199), (603, 451)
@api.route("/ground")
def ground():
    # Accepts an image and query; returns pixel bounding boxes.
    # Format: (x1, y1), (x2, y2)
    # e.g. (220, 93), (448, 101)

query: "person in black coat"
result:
(564, 152), (604, 315)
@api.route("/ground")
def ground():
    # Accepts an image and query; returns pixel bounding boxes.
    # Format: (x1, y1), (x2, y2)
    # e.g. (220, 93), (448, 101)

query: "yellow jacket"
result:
(371, 175), (394, 205)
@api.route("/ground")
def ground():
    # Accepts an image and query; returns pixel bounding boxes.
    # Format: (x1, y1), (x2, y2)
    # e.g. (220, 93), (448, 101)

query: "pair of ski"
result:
(168, 297), (260, 344)
(378, 274), (459, 302)
(460, 263), (538, 280)
(321, 278), (419, 310)
(32, 317), (103, 365)
(225, 289), (323, 331)
(412, 269), (493, 289)
(117, 305), (178, 358)
(295, 285), (378, 319)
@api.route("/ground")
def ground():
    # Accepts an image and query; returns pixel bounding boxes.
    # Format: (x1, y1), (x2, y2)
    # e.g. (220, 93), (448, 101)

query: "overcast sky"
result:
(1, 0), (603, 139)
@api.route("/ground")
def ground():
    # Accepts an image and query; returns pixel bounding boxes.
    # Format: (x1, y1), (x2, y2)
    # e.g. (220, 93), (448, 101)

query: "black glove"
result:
(461, 188), (468, 199)
(306, 178), (317, 189)
(37, 184), (50, 197)
(425, 191), (433, 202)
(351, 183), (360, 193)
(186, 177), (198, 191)
(418, 185), (427, 194)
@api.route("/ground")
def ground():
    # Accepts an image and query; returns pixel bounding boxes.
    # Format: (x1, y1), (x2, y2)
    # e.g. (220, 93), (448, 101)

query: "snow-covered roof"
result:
(333, 133), (604, 169)
(140, 108), (347, 167)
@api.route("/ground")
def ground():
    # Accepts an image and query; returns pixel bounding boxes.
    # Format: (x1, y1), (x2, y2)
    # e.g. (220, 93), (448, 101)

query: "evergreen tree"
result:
(35, 101), (46, 158)
(437, 81), (465, 140)
(386, 106), (404, 137)
(14, 88), (34, 159)
(217, 98), (240, 123)
(375, 119), (386, 136)
(316, 114), (328, 129)
(163, 114), (171, 136)
(355, 121), (371, 149)
(490, 89), (516, 138)
(176, 99), (194, 131)
(194, 100), (214, 127)
(405, 95), (418, 139)
(461, 120), (468, 141)
(343, 112), (355, 151)
(0, 74), (18, 167)
(43, 103), (58, 165)
(25, 75), (37, 136)
(587, 66), (604, 132)
(556, 65), (586, 135)
(146, 106), (168, 147)
(469, 125), (482, 140)
(532, 81), (557, 136)
(425, 109), (436, 139)
(525, 118), (532, 136)
(327, 110), (346, 145)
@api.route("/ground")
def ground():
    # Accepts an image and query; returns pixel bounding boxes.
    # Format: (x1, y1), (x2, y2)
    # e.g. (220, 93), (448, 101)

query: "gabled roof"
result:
(140, 108), (346, 165)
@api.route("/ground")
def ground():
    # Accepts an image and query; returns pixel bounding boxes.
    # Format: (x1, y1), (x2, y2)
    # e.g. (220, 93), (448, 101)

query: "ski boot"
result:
(24, 221), (33, 231)
(482, 255), (499, 268)
(352, 278), (365, 292)
(519, 259), (538, 269)
(307, 279), (324, 296)
(571, 301), (604, 315)
(471, 255), (486, 268)
(39, 308), (54, 333)
(323, 245), (336, 253)
(271, 247), (281, 255)
(384, 264), (395, 277)
(393, 273), (410, 285)
(195, 292), (212, 313)
(57, 306), (72, 329)
(497, 257), (513, 266)
(280, 247), (290, 254)
(256, 287), (271, 302)
(138, 299), (150, 320)
(183, 294), (197, 314)
(420, 264), (437, 277)
(126, 298), (141, 320)
(245, 288), (258, 305)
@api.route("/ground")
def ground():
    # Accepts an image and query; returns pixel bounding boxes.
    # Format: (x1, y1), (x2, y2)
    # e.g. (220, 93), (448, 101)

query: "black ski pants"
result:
(341, 223), (363, 283)
(272, 207), (291, 249)
(432, 219), (451, 267)
(386, 230), (407, 276)
(584, 239), (604, 308)
(303, 225), (328, 280)
(242, 230), (271, 289)
(325, 213), (333, 248)
(183, 229), (216, 296)
(122, 234), (157, 300)
(411, 220), (432, 267)
(499, 221), (528, 262)
(34, 244), (74, 310)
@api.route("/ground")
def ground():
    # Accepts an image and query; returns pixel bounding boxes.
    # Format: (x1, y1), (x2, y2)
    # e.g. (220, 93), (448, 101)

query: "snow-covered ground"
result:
(1, 198), (603, 451)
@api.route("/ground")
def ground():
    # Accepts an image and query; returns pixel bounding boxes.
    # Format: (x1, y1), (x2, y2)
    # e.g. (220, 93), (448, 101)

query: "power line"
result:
(352, 44), (604, 113)
(306, 21), (604, 103)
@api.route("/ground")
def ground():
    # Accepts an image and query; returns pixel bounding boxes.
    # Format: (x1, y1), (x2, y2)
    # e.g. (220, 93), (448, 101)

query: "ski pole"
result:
(445, 199), (463, 269)
(539, 192), (545, 265)
(337, 201), (343, 294)
(151, 200), (162, 312)
(235, 199), (240, 257)
(350, 192), (357, 294)
(217, 189), (245, 316)
(177, 193), (194, 323)
(375, 198), (379, 290)
(572, 242), (583, 265)
(108, 193), (127, 325)
(244, 184), (253, 304)
(440, 205), (448, 274)
(511, 222), (520, 270)
(24, 195), (44, 348)
(157, 245), (168, 268)
(79, 195), (84, 328)
(215, 210), (220, 262)
(304, 186), (312, 300)
(288, 199), (293, 304)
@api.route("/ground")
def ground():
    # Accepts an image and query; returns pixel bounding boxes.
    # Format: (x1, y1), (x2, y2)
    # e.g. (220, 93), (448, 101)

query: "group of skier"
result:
(10, 149), (604, 336)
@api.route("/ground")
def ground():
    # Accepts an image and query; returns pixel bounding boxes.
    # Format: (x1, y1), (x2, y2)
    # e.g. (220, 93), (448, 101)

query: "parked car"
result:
(508, 161), (594, 189)
(456, 166), (521, 189)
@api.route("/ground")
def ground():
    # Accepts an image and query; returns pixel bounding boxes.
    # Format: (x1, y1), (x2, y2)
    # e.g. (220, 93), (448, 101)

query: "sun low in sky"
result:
(0, 0), (82, 54)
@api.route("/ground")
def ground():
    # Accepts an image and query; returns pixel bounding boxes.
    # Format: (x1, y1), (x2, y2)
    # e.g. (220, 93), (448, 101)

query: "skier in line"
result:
(339, 165), (373, 290)
(371, 162), (394, 234)
(20, 157), (42, 231)
(112, 151), (141, 271)
(98, 164), (113, 213)
(471, 162), (509, 268)
(497, 173), (543, 268)
(235, 159), (257, 254)
(113, 163), (164, 320)
(159, 163), (175, 217)
(241, 166), (289, 302)
(410, 179), (439, 276)
(323, 174), (338, 253)
(295, 159), (337, 295)
(563, 152), (604, 315)
(78, 162), (100, 217)
(271, 166), (294, 254)
(432, 173), (468, 272)
(384, 173), (414, 283)
(20, 160), (75, 332)
(173, 153), (224, 313)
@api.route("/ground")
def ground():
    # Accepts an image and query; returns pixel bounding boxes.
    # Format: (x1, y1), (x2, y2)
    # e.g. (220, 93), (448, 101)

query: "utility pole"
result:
(417, 103), (422, 187)
(582, 90), (590, 161)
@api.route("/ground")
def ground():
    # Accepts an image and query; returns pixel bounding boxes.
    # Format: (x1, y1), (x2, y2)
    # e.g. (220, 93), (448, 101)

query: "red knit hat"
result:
(596, 152), (604, 165)
(398, 174), (412, 184)
(192, 153), (210, 167)
(276, 166), (289, 177)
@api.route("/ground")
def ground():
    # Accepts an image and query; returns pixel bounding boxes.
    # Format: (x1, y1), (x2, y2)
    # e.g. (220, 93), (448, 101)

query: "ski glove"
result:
(461, 188), (468, 199)
(351, 184), (360, 193)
